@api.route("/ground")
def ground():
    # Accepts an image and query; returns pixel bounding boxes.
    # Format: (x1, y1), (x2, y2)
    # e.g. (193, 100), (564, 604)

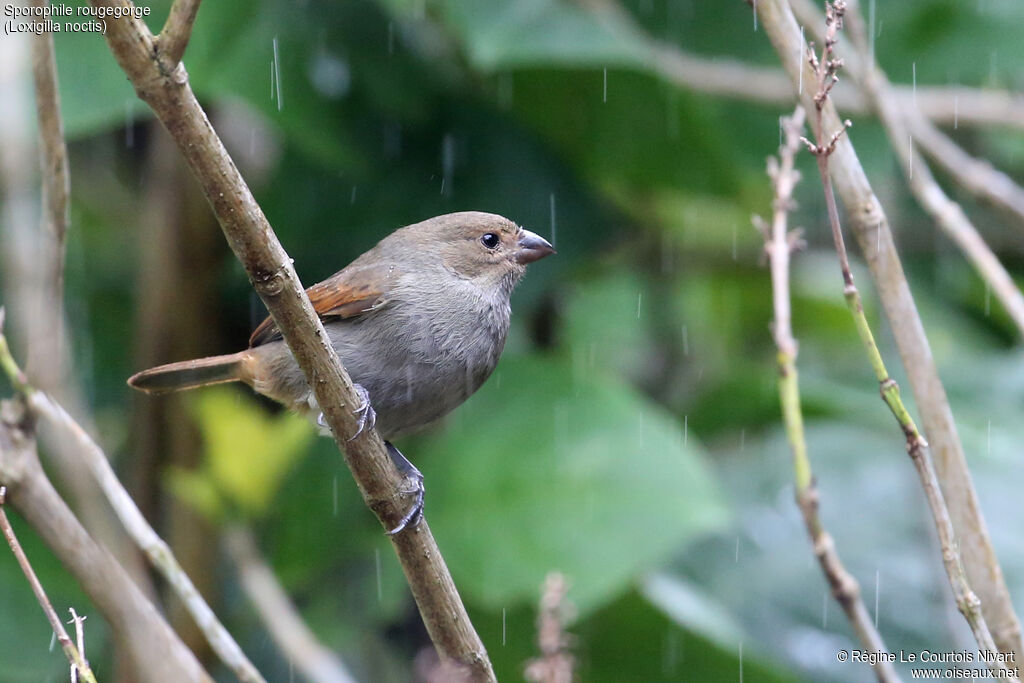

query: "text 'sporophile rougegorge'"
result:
(4, 2), (151, 35)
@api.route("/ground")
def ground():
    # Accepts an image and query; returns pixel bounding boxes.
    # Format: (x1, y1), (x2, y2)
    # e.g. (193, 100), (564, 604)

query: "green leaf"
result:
(191, 388), (314, 517)
(165, 466), (226, 521)
(417, 354), (727, 614)
(416, 0), (652, 71)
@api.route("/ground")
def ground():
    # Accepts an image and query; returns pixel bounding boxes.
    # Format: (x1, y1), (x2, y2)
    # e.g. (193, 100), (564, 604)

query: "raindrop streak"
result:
(681, 325), (689, 355)
(985, 281), (991, 316)
(549, 193), (557, 247)
(387, 21), (395, 55)
(441, 133), (455, 198)
(350, 185), (357, 204)
(752, 0), (757, 31)
(798, 27), (804, 95)
(49, 631), (56, 652)
(868, 0), (875, 71)
(272, 37), (283, 111)
(683, 415), (688, 447)
(125, 100), (134, 147)
(874, 569), (880, 628)
(502, 608), (507, 646)
(954, 95), (959, 129)
(332, 476), (338, 516)
(734, 537), (740, 562)
(912, 62), (917, 108)
(603, 68), (608, 103)
(908, 133), (913, 180)
(375, 548), (383, 602)
(637, 293), (643, 319)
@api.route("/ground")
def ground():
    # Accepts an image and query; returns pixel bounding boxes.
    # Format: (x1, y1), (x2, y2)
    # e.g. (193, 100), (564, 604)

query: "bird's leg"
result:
(348, 383), (376, 441)
(384, 441), (425, 535)
(316, 383), (376, 440)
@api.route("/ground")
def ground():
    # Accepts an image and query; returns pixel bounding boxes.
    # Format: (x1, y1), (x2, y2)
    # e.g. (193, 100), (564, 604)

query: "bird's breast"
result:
(329, 285), (510, 438)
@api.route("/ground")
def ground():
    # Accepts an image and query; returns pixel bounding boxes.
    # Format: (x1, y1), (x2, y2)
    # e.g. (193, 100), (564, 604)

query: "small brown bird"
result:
(129, 211), (555, 531)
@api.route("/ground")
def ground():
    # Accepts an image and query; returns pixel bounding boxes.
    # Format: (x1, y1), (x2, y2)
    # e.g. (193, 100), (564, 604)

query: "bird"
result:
(128, 211), (555, 531)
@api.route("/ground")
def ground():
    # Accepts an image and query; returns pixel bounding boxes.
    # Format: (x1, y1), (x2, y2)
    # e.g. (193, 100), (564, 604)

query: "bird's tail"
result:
(127, 352), (249, 394)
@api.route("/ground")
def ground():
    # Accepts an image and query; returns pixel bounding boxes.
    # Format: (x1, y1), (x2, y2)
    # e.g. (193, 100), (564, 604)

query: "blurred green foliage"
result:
(2, 0), (1024, 681)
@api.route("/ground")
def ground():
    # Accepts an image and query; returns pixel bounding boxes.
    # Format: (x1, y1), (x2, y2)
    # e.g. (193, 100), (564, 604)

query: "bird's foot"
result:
(348, 383), (377, 442)
(384, 441), (425, 535)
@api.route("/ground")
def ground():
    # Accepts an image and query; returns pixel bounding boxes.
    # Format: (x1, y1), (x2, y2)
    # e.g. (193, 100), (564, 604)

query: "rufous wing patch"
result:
(248, 263), (397, 348)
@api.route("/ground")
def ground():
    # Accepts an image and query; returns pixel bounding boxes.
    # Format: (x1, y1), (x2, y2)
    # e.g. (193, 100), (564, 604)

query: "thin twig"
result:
(524, 573), (575, 683)
(798, 5), (1017, 678)
(27, 0), (70, 387)
(910, 113), (1024, 227)
(0, 485), (98, 683)
(758, 105), (899, 683)
(0, 335), (266, 683)
(789, 0), (1024, 658)
(787, 0), (1024, 230)
(91, 2), (494, 678)
(0, 396), (213, 682)
(755, 0), (1023, 664)
(157, 0), (202, 66)
(575, 0), (1024, 132)
(790, 0), (1024, 338)
(223, 525), (360, 683)
(67, 608), (88, 683)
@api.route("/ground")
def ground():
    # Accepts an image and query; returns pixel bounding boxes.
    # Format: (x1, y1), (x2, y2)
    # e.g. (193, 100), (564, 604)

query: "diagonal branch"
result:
(760, 105), (899, 682)
(0, 396), (213, 683)
(91, 2), (494, 679)
(157, 0), (202, 66)
(754, 0), (1022, 663)
(0, 485), (98, 683)
(224, 525), (360, 683)
(0, 317), (266, 682)
(787, 0), (1024, 659)
(789, 0), (1024, 230)
(576, 0), (1024, 132)
(909, 113), (1024, 227)
(789, 0), (1024, 335)
(27, 0), (70, 388)
(772, 0), (1022, 670)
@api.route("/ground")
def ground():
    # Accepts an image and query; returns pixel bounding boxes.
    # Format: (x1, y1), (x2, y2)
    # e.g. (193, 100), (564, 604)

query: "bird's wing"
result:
(248, 262), (398, 347)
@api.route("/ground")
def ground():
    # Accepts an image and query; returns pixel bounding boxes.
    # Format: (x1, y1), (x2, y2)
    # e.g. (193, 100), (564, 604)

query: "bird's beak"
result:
(515, 229), (556, 264)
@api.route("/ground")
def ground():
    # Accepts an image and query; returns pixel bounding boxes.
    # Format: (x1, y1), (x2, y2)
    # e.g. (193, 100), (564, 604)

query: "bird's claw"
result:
(384, 442), (425, 535)
(348, 383), (377, 442)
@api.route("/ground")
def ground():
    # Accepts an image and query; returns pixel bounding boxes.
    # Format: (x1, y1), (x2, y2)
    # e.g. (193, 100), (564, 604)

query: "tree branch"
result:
(577, 0), (1024, 132)
(91, 3), (493, 678)
(781, 2), (1020, 672)
(0, 397), (213, 683)
(0, 317), (265, 681)
(224, 525), (359, 683)
(784, 0), (1024, 659)
(0, 484), (97, 683)
(790, 0), (1024, 333)
(157, 0), (201, 67)
(758, 105), (898, 682)
(909, 113), (1024, 228)
(755, 0), (1023, 662)
(27, 0), (70, 388)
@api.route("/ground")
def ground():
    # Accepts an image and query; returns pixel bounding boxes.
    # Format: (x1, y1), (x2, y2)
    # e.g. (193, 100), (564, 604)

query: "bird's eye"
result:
(480, 233), (500, 249)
